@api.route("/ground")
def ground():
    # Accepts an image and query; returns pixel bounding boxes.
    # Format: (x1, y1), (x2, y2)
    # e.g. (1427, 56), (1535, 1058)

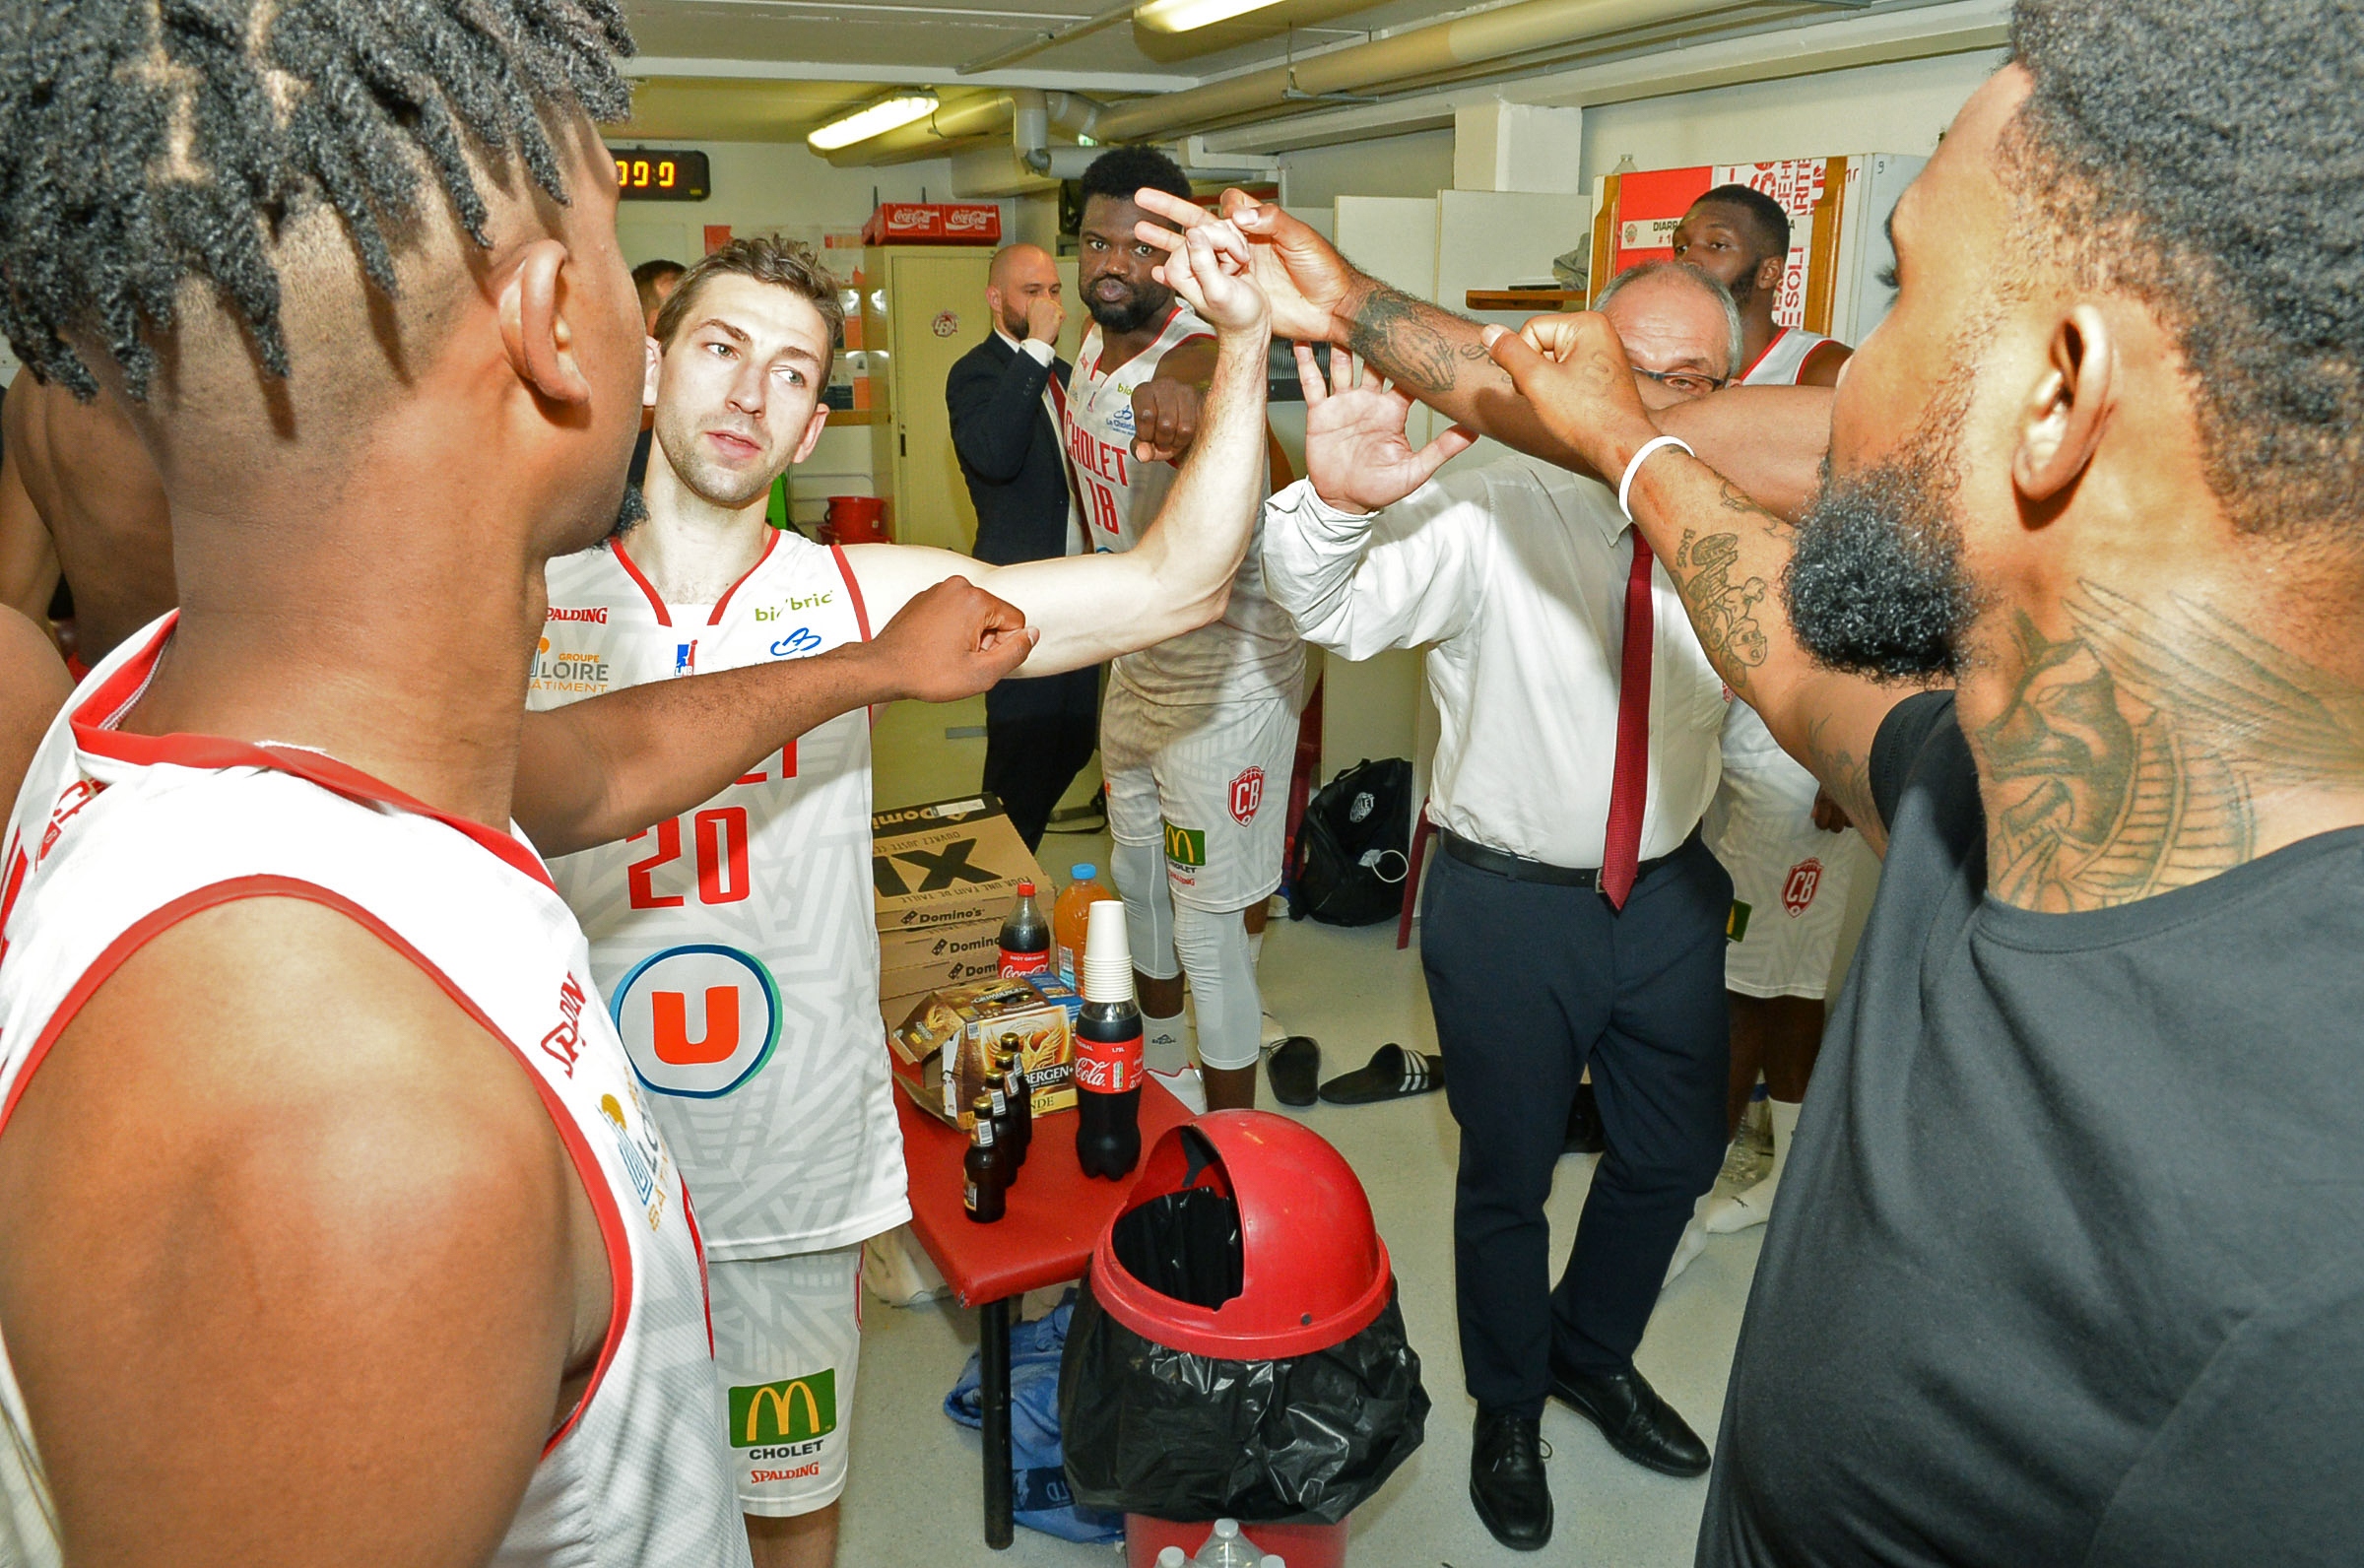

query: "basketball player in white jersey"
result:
(1664, 182), (1862, 1264)
(531, 222), (1273, 1568)
(1059, 147), (1306, 1114)
(1671, 183), (1854, 390)
(0, 7), (779, 1565)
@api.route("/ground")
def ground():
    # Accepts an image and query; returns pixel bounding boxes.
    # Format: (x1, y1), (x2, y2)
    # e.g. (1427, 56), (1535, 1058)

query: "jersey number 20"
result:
(625, 807), (753, 908)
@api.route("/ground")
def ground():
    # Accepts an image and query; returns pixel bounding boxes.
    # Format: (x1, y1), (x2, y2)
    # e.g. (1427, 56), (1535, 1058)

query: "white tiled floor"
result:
(837, 808), (1766, 1567)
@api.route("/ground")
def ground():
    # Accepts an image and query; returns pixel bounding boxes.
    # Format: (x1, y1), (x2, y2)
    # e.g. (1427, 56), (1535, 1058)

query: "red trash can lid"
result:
(1089, 1110), (1392, 1360)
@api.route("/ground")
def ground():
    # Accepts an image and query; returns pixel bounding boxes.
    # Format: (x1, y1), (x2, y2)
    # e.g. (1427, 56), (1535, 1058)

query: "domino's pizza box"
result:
(878, 913), (1001, 978)
(880, 938), (1004, 1001)
(887, 974), (1083, 1125)
(872, 793), (1044, 934)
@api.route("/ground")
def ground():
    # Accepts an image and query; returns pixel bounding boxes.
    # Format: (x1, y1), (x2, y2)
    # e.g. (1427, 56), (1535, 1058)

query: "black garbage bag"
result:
(1057, 1224), (1428, 1525)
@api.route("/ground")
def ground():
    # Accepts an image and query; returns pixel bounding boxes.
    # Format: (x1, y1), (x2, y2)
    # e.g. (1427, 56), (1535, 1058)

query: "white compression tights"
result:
(1110, 839), (1180, 982)
(1172, 901), (1262, 1072)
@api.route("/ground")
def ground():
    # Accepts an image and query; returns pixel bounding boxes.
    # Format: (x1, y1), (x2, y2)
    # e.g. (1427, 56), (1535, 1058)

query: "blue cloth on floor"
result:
(945, 1293), (1125, 1543)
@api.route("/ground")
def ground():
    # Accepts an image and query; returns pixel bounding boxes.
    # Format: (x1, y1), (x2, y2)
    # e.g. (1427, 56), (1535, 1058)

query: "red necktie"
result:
(1601, 533), (1654, 909)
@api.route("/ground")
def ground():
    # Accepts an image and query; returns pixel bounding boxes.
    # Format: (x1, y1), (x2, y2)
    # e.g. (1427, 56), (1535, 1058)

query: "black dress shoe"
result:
(1469, 1409), (1553, 1550)
(1563, 1079), (1606, 1155)
(1549, 1362), (1710, 1477)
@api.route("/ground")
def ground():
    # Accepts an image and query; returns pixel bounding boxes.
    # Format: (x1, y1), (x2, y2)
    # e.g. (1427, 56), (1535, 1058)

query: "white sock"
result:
(1763, 1097), (1802, 1189)
(1248, 930), (1265, 966)
(1144, 1006), (1190, 1074)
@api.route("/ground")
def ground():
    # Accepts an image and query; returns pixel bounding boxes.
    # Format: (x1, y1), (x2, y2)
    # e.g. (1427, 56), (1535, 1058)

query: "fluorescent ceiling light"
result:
(1134, 0), (1284, 33)
(807, 91), (938, 151)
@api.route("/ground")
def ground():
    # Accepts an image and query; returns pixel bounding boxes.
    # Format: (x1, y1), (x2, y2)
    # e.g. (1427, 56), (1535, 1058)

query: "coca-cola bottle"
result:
(998, 882), (1051, 977)
(963, 1093), (1010, 1223)
(997, 1033), (1032, 1169)
(1074, 899), (1143, 1180)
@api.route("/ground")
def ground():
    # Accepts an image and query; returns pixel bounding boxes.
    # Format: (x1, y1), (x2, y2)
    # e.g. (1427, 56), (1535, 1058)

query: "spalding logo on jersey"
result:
(1782, 859), (1823, 916)
(610, 943), (783, 1097)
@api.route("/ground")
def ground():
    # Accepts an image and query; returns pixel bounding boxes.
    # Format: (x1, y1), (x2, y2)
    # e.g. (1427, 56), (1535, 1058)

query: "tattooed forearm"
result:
(1341, 280), (1510, 398)
(1972, 581), (2364, 913)
(1662, 528), (1772, 686)
(1804, 712), (1885, 856)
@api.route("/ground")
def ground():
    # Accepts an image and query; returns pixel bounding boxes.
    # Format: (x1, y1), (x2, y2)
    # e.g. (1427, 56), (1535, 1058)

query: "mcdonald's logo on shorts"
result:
(729, 1370), (838, 1448)
(1162, 820), (1207, 869)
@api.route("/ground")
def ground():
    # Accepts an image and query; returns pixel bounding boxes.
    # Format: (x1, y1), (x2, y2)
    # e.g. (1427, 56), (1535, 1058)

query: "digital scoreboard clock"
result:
(610, 148), (710, 202)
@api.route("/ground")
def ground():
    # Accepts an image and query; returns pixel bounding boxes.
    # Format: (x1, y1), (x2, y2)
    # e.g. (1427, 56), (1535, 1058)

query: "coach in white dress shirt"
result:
(1263, 263), (1744, 1551)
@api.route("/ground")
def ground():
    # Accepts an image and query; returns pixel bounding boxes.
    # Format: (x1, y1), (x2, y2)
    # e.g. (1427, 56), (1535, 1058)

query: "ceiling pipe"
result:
(1085, 0), (1833, 141)
(823, 88), (1103, 166)
(825, 0), (1883, 167)
(958, 0), (1138, 76)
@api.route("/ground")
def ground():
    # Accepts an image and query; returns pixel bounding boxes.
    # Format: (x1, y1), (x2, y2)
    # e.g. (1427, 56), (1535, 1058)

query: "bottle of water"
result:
(1192, 1518), (1259, 1568)
(1155, 1550), (1188, 1568)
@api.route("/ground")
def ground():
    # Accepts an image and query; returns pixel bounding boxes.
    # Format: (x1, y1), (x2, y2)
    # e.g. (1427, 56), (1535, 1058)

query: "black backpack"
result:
(1288, 757), (1413, 926)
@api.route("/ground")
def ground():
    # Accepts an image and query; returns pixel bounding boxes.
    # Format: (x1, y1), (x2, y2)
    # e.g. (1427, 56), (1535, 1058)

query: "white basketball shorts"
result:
(1706, 740), (1863, 1000)
(708, 1244), (865, 1517)
(1101, 683), (1300, 915)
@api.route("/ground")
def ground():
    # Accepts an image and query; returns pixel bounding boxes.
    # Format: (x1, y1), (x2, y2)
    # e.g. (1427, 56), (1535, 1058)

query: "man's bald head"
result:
(1596, 260), (1746, 407)
(986, 243), (1062, 340)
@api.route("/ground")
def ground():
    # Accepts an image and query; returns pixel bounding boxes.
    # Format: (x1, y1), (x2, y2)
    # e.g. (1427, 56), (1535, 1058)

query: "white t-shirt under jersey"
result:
(1060, 301), (1304, 707)
(529, 530), (907, 1261)
(0, 618), (749, 1568)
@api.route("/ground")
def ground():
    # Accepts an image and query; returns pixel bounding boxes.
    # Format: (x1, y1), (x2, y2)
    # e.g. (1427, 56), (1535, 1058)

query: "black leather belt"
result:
(1439, 826), (1698, 889)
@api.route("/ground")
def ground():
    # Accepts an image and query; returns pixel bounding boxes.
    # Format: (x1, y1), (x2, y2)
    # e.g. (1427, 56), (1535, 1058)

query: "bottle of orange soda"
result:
(1053, 864), (1118, 990)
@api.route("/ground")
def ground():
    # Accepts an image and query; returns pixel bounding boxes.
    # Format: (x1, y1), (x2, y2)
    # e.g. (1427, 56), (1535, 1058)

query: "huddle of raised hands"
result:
(1130, 184), (1657, 509)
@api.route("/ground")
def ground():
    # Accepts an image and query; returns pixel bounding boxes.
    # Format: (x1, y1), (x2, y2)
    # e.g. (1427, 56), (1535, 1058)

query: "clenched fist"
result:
(1130, 377), (1202, 465)
(864, 576), (1037, 702)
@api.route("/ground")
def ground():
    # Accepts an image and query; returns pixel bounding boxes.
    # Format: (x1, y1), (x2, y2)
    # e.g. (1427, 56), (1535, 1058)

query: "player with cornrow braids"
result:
(0, 5), (1026, 1567)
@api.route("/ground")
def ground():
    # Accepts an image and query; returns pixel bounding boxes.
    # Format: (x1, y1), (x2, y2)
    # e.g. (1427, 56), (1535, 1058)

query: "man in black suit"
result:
(948, 242), (1101, 848)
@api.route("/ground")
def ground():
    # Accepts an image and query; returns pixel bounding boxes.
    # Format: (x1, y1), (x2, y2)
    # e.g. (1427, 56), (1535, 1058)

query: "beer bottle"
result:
(1075, 899), (1143, 1180)
(983, 1075), (1014, 1176)
(997, 1032), (1032, 1168)
(963, 1093), (1009, 1223)
(998, 882), (1051, 977)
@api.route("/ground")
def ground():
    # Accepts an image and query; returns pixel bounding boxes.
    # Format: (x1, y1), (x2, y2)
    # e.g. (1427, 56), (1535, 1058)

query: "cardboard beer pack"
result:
(888, 975), (1083, 1129)
(872, 793), (1044, 934)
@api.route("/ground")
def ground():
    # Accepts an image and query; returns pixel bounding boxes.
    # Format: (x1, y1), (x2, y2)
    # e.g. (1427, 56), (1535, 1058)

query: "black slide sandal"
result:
(1268, 1036), (1321, 1106)
(1318, 1043), (1445, 1105)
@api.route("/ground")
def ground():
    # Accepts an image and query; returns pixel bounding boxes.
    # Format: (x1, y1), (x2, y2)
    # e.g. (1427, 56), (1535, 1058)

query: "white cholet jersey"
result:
(1060, 302), (1305, 707)
(0, 618), (748, 1568)
(1739, 325), (1835, 387)
(530, 529), (907, 1260)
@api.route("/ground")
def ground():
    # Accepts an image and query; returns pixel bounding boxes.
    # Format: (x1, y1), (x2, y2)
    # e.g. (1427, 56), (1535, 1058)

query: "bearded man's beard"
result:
(1783, 369), (1983, 680)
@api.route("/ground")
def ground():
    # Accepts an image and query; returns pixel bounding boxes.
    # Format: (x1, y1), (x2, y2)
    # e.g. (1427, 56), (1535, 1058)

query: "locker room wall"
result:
(1575, 49), (2007, 190)
(1279, 130), (1459, 207)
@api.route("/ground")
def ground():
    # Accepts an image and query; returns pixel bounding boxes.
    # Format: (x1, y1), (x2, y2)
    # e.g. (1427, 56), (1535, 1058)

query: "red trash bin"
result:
(823, 493), (888, 544)
(1086, 1111), (1408, 1568)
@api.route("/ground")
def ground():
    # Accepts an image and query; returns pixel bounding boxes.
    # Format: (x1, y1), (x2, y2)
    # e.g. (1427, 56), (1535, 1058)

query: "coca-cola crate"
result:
(939, 203), (1002, 240)
(860, 201), (1002, 246)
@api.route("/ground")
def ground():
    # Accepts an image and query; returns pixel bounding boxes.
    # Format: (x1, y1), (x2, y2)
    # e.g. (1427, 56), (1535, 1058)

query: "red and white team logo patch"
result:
(1782, 858), (1823, 916)
(1229, 766), (1266, 826)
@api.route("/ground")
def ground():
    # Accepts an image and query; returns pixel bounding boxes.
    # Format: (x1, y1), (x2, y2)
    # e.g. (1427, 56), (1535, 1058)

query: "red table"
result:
(896, 1072), (1195, 1548)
